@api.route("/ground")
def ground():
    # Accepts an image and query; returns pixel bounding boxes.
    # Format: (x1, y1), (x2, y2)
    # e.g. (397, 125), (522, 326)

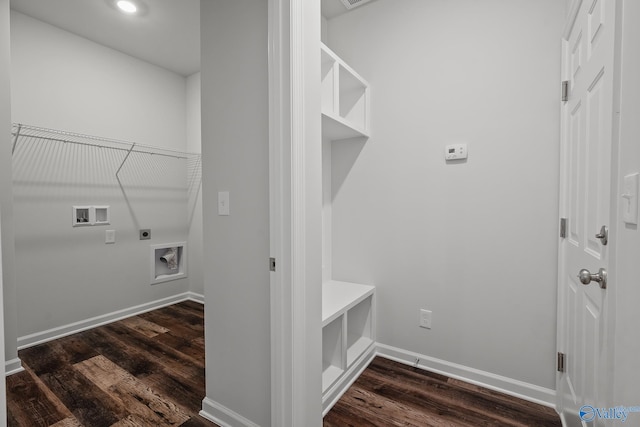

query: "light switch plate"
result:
(419, 309), (432, 329)
(105, 230), (116, 244)
(218, 191), (230, 216)
(622, 173), (639, 225)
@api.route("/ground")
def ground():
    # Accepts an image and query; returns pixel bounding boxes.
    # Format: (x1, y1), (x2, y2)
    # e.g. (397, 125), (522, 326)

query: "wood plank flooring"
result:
(6, 300), (217, 427)
(7, 301), (562, 426)
(323, 356), (562, 427)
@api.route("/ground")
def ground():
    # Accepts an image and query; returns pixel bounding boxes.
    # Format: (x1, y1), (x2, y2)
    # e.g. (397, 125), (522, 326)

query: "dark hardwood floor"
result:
(7, 301), (561, 426)
(6, 300), (217, 427)
(323, 356), (562, 427)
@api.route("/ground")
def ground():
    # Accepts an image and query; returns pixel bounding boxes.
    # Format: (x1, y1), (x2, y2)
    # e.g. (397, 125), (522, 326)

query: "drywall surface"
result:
(10, 11), (191, 339)
(186, 73), (202, 153)
(201, 0), (271, 425)
(1, 0), (18, 371)
(186, 72), (203, 296)
(326, 0), (564, 389)
(614, 0), (640, 406)
(10, 11), (186, 149)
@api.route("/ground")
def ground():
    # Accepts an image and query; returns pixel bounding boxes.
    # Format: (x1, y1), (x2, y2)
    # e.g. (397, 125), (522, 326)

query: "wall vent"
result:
(340, 0), (373, 10)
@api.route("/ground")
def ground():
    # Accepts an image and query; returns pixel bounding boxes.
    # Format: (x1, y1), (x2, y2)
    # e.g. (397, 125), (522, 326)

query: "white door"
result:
(557, 0), (616, 425)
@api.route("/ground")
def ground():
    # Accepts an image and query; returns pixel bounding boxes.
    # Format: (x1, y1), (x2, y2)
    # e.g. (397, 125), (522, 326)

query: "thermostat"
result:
(445, 144), (468, 161)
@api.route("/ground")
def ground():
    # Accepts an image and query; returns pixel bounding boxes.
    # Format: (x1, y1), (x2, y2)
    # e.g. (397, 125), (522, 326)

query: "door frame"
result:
(268, 0), (323, 426)
(555, 1), (580, 417)
(1, 0), (10, 423)
(0, 207), (5, 424)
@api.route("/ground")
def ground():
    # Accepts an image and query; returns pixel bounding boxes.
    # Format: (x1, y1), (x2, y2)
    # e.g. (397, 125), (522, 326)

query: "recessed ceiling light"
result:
(116, 0), (138, 14)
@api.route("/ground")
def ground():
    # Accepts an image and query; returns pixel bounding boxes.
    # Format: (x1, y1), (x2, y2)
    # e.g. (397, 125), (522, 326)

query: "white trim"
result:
(562, 0), (583, 41)
(0, 208), (6, 390)
(200, 397), (260, 427)
(322, 343), (375, 416)
(556, 33), (570, 414)
(186, 291), (204, 304)
(268, 0), (290, 424)
(17, 292), (194, 350)
(268, 0), (323, 426)
(4, 358), (23, 376)
(376, 343), (557, 409)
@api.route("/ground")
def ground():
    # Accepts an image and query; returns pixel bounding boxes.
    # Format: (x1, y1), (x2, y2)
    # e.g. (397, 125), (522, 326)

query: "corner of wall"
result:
(0, 0), (19, 370)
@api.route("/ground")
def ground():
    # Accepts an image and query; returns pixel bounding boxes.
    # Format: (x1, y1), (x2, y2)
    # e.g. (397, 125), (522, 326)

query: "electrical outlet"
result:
(419, 309), (432, 329)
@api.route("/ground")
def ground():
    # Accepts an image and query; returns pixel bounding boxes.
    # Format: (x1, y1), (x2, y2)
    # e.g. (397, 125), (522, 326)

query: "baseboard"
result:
(17, 292), (194, 350)
(376, 343), (557, 408)
(5, 357), (24, 376)
(560, 412), (569, 427)
(200, 397), (260, 427)
(322, 342), (376, 416)
(186, 291), (205, 304)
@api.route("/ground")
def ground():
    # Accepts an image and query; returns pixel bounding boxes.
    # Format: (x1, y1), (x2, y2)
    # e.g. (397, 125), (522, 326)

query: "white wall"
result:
(200, 0), (271, 425)
(186, 72), (203, 295)
(1, 0), (16, 396)
(326, 0), (565, 390)
(10, 11), (186, 149)
(614, 0), (640, 406)
(10, 11), (192, 340)
(0, 0), (18, 370)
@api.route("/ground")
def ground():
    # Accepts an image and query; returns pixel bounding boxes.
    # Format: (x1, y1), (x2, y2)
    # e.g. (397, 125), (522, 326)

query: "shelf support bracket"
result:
(115, 143), (136, 178)
(11, 124), (22, 155)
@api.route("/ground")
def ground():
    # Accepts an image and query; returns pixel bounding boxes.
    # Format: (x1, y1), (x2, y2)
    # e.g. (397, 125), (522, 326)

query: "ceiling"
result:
(9, 0), (201, 77)
(322, 0), (350, 20)
(8, 0), (361, 77)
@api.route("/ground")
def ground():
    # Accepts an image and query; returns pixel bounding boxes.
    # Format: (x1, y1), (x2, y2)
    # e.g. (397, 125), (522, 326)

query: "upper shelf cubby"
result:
(321, 42), (370, 140)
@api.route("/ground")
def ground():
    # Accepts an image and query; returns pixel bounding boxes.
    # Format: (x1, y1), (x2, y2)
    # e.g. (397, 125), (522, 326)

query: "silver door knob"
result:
(578, 268), (607, 289)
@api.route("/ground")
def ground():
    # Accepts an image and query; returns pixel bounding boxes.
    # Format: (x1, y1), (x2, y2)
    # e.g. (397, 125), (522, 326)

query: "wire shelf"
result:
(12, 124), (198, 158)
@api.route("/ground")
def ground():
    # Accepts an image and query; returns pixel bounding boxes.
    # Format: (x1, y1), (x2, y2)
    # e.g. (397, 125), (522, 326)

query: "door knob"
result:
(577, 268), (607, 289)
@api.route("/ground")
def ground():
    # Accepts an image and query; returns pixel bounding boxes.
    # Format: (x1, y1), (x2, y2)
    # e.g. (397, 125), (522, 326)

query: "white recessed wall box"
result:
(72, 205), (110, 227)
(150, 242), (187, 285)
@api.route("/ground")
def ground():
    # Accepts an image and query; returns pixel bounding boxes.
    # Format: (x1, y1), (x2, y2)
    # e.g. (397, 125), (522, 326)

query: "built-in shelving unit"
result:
(321, 41), (375, 414)
(322, 281), (374, 391)
(321, 43), (370, 140)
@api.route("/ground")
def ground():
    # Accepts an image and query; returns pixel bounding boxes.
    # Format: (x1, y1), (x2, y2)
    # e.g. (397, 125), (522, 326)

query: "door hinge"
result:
(557, 352), (566, 372)
(561, 80), (569, 102)
(560, 217), (568, 238)
(269, 257), (276, 272)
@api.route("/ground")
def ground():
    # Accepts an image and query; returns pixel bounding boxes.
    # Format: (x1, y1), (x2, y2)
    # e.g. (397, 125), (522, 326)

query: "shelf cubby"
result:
(322, 316), (345, 392)
(346, 294), (373, 367)
(322, 281), (375, 396)
(321, 42), (370, 141)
